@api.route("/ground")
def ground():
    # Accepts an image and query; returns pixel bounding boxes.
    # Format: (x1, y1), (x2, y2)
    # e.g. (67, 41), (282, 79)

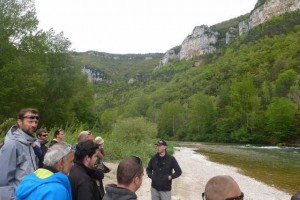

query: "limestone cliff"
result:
(160, 0), (300, 66)
(179, 25), (219, 60)
(249, 0), (300, 29)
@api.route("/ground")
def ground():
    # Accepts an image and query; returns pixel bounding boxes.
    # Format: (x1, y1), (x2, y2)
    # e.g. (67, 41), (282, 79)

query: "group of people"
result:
(0, 108), (108, 200)
(0, 107), (298, 200)
(0, 108), (182, 200)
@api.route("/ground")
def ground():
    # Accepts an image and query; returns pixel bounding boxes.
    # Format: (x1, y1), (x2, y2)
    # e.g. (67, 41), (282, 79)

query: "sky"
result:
(35, 0), (257, 54)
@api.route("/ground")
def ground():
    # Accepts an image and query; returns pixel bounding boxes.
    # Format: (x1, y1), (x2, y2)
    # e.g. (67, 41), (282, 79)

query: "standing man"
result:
(103, 156), (144, 200)
(35, 129), (49, 167)
(146, 139), (182, 200)
(16, 143), (74, 200)
(0, 108), (40, 200)
(69, 140), (104, 200)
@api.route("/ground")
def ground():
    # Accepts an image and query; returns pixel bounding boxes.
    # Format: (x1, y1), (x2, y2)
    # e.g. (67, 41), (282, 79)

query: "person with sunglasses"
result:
(0, 108), (40, 200)
(202, 175), (244, 200)
(103, 156), (144, 200)
(16, 142), (74, 200)
(35, 129), (49, 167)
(146, 139), (182, 200)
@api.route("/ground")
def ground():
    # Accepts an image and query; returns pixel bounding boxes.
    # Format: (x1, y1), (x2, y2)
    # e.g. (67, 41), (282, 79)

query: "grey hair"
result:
(43, 143), (72, 167)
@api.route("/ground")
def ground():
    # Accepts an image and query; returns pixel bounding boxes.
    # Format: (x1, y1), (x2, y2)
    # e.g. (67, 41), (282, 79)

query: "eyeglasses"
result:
(41, 134), (48, 137)
(22, 115), (40, 120)
(129, 156), (142, 180)
(202, 192), (244, 200)
(225, 192), (244, 200)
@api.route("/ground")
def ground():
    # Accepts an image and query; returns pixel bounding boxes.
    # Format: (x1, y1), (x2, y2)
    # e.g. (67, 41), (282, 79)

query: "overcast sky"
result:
(35, 0), (257, 54)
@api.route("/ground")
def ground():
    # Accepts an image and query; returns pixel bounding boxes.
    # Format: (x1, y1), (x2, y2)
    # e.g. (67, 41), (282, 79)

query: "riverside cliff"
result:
(160, 0), (300, 66)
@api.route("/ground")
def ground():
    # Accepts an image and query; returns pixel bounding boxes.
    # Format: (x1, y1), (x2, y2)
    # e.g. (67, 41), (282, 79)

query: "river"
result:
(103, 142), (296, 200)
(181, 142), (300, 195)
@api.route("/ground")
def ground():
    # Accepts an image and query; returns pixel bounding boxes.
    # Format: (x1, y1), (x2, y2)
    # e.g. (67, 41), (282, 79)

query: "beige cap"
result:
(94, 136), (104, 145)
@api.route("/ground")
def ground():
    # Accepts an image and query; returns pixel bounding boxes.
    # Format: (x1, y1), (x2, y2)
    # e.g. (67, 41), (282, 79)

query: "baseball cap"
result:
(155, 139), (167, 146)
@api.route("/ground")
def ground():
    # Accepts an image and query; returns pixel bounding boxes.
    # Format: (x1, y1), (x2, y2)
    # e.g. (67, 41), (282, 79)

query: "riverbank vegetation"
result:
(1, 0), (300, 156)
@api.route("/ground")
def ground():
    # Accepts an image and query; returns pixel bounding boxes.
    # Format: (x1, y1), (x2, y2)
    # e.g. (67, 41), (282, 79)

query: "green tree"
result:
(0, 0), (46, 120)
(158, 101), (184, 138)
(100, 108), (119, 132)
(275, 69), (297, 97)
(122, 94), (152, 118)
(230, 74), (261, 133)
(266, 97), (298, 143)
(187, 92), (216, 137)
(112, 117), (157, 143)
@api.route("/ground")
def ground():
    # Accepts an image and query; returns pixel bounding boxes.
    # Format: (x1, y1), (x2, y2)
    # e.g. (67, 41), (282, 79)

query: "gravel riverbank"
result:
(103, 147), (292, 200)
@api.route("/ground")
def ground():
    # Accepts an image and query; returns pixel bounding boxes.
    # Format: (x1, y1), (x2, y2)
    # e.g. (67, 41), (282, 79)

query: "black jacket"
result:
(69, 162), (104, 200)
(102, 184), (137, 200)
(146, 153), (182, 191)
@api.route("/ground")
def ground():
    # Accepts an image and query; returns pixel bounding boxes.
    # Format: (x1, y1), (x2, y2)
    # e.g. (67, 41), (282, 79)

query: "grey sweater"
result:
(0, 125), (37, 199)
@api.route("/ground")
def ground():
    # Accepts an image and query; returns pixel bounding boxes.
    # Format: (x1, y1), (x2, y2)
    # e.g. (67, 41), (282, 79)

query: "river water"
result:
(180, 142), (300, 195)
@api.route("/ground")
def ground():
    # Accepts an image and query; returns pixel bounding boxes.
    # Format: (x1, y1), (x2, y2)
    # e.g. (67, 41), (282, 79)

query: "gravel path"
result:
(103, 147), (292, 200)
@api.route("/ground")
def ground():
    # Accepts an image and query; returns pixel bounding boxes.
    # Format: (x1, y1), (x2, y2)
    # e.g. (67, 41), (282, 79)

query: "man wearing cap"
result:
(146, 139), (182, 200)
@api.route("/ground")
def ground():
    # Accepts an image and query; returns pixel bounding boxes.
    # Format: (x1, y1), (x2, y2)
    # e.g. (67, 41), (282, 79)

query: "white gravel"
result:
(104, 147), (292, 200)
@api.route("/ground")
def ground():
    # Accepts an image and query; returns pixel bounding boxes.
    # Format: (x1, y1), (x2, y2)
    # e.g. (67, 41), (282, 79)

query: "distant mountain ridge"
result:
(73, 51), (163, 83)
(75, 0), (300, 82)
(160, 0), (300, 66)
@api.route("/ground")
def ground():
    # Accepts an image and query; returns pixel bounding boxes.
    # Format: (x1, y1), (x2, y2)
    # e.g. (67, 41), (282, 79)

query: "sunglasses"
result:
(129, 156), (143, 180)
(41, 134), (48, 137)
(22, 115), (40, 120)
(202, 192), (244, 200)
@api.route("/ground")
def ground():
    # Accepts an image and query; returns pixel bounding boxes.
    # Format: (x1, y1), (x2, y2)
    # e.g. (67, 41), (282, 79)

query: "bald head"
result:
(204, 175), (242, 200)
(291, 192), (300, 200)
(77, 131), (94, 143)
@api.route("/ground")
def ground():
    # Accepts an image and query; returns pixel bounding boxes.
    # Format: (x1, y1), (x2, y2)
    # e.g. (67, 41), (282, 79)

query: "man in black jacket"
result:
(69, 140), (104, 200)
(146, 139), (182, 200)
(103, 156), (143, 200)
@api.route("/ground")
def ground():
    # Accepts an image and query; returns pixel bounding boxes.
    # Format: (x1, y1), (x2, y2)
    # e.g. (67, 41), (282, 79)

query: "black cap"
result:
(155, 139), (167, 146)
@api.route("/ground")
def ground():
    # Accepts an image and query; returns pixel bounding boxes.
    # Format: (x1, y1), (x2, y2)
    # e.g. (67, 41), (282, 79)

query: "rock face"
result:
(160, 48), (180, 66)
(226, 27), (238, 44)
(82, 65), (112, 83)
(239, 20), (250, 36)
(160, 0), (300, 66)
(249, 0), (300, 28)
(180, 25), (218, 60)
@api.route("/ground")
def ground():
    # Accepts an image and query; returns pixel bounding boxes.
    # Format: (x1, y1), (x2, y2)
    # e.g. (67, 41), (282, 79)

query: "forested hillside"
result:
(1, 0), (300, 149)
(94, 10), (300, 146)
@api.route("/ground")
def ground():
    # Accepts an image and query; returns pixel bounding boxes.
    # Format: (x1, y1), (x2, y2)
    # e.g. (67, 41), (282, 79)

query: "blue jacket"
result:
(16, 168), (72, 200)
(0, 125), (37, 200)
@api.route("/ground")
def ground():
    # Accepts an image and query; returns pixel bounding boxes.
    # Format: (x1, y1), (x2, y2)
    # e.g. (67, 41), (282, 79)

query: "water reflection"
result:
(180, 142), (300, 194)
